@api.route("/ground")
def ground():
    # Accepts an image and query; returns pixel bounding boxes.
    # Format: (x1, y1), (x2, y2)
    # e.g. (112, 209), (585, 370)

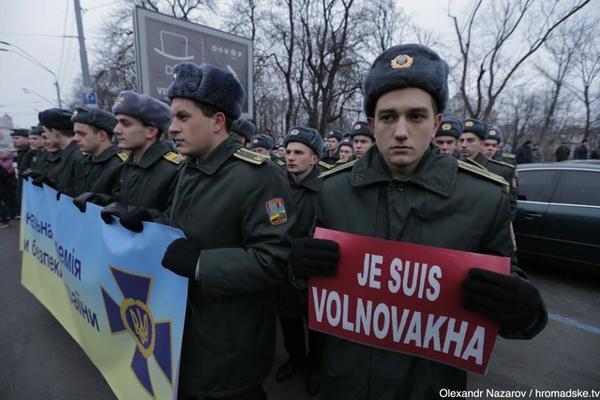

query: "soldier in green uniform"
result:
(322, 130), (343, 165)
(27, 124), (44, 167)
(433, 116), (462, 158)
(349, 121), (375, 159)
(289, 43), (546, 399)
(85, 91), (180, 224)
(70, 107), (124, 196)
(39, 108), (84, 196)
(10, 128), (32, 217)
(275, 126), (325, 395)
(150, 62), (294, 400)
(251, 133), (287, 169)
(337, 140), (354, 163)
(459, 119), (518, 219)
(483, 126), (516, 165)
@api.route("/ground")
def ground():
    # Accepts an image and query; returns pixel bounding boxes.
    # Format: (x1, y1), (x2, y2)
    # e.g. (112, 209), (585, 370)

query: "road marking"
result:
(549, 313), (600, 335)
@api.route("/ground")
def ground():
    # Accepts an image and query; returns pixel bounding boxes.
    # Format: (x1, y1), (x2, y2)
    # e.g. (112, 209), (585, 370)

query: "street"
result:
(1, 221), (599, 399)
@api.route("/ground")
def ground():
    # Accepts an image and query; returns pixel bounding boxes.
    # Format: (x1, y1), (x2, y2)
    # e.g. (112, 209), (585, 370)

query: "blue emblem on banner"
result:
(101, 266), (173, 396)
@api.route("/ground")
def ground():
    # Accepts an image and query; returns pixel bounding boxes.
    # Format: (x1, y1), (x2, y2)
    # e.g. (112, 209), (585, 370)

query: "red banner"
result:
(309, 228), (510, 374)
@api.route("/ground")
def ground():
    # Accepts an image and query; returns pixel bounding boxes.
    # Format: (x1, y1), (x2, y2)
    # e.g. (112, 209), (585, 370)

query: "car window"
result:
(518, 170), (558, 202)
(552, 170), (600, 207)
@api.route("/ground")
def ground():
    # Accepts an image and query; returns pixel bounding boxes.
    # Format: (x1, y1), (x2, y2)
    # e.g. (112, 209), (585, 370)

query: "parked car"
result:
(514, 161), (600, 269)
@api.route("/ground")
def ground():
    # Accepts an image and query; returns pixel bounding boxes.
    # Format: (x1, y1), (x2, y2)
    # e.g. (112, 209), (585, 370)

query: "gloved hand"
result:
(73, 192), (115, 212)
(100, 202), (152, 233)
(462, 268), (542, 335)
(161, 238), (201, 279)
(29, 172), (54, 188)
(289, 238), (340, 279)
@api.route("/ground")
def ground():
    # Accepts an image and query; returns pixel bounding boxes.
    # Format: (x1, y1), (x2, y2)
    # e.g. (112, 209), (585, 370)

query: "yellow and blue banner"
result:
(20, 180), (188, 400)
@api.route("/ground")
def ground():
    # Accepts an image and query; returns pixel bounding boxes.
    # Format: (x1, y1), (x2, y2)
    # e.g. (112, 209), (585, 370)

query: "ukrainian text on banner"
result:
(309, 227), (510, 374)
(20, 180), (188, 400)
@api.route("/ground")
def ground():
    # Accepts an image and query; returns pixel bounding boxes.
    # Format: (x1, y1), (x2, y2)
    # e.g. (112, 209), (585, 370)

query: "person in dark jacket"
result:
(10, 128), (32, 217)
(101, 63), (295, 400)
(337, 140), (354, 163)
(37, 108), (84, 196)
(289, 43), (546, 400)
(515, 140), (533, 164)
(71, 107), (125, 195)
(232, 118), (256, 147)
(75, 91), (180, 218)
(275, 126), (325, 395)
(433, 116), (462, 157)
(554, 141), (571, 161)
(321, 130), (343, 165)
(573, 140), (589, 160)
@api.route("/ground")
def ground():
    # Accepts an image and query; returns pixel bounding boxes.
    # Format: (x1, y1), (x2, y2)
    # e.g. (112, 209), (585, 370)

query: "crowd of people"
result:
(4, 43), (549, 400)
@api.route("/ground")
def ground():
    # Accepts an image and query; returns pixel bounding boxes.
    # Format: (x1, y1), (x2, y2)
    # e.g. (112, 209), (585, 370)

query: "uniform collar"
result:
(132, 141), (170, 169)
(351, 144), (456, 198)
(92, 145), (118, 163)
(187, 135), (242, 175)
(62, 140), (79, 157)
(289, 165), (322, 192)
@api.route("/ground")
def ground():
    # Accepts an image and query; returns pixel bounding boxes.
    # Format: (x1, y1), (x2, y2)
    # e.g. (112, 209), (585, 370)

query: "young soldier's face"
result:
(339, 146), (353, 161)
(458, 132), (481, 159)
(285, 142), (318, 176)
(12, 135), (28, 149)
(370, 88), (441, 176)
(482, 139), (499, 158)
(352, 135), (374, 159)
(433, 136), (457, 156)
(326, 137), (339, 151)
(73, 122), (102, 155)
(113, 114), (155, 151)
(28, 135), (43, 150)
(169, 98), (223, 158)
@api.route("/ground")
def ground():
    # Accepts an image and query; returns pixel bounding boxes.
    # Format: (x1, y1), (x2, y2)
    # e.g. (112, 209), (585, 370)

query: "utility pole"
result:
(73, 0), (91, 87)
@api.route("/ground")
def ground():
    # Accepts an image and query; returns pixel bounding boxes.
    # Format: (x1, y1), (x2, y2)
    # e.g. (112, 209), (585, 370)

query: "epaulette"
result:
(502, 153), (516, 159)
(318, 159), (357, 179)
(163, 151), (183, 164)
(488, 158), (515, 169)
(318, 161), (334, 170)
(464, 157), (486, 170)
(457, 160), (509, 188)
(275, 158), (286, 167)
(117, 152), (129, 162)
(233, 147), (266, 165)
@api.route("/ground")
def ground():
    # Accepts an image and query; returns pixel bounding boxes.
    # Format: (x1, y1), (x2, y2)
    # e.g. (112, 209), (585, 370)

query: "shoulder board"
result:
(276, 158), (286, 167)
(488, 158), (515, 169)
(464, 157), (486, 170)
(163, 151), (183, 164)
(233, 147), (266, 165)
(457, 160), (508, 187)
(502, 153), (516, 159)
(318, 159), (357, 179)
(117, 152), (128, 162)
(318, 161), (334, 170)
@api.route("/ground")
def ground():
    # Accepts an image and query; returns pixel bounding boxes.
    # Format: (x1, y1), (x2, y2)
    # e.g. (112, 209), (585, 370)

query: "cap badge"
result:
(442, 123), (451, 131)
(390, 54), (413, 69)
(115, 96), (125, 105)
(489, 130), (496, 135)
(290, 129), (299, 135)
(253, 138), (259, 144)
(354, 123), (361, 130)
(465, 121), (474, 127)
(72, 110), (79, 117)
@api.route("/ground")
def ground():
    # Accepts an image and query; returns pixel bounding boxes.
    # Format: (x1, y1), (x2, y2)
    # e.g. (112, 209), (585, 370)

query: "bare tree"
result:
(449, 0), (591, 120)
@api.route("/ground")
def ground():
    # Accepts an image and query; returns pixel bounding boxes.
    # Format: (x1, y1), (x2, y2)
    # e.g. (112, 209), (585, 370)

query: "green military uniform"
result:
(113, 141), (180, 213)
(75, 145), (125, 195)
(315, 146), (546, 399)
(468, 153), (518, 220)
(56, 141), (84, 196)
(158, 136), (294, 397)
(29, 150), (63, 185)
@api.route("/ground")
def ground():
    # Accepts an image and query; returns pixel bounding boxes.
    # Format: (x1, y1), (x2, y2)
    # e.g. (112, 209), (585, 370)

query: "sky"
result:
(0, 0), (471, 129)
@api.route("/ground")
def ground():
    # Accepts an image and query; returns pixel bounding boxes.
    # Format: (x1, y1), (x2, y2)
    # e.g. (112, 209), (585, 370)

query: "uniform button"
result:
(398, 186), (404, 192)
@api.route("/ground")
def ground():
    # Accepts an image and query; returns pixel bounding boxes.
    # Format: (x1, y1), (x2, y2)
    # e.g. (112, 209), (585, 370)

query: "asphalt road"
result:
(1, 221), (599, 399)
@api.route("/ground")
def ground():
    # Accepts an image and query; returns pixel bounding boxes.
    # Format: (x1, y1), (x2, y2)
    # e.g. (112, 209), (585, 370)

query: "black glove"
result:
(30, 172), (53, 188)
(462, 268), (542, 335)
(161, 238), (201, 279)
(100, 202), (152, 233)
(73, 192), (115, 212)
(289, 238), (340, 279)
